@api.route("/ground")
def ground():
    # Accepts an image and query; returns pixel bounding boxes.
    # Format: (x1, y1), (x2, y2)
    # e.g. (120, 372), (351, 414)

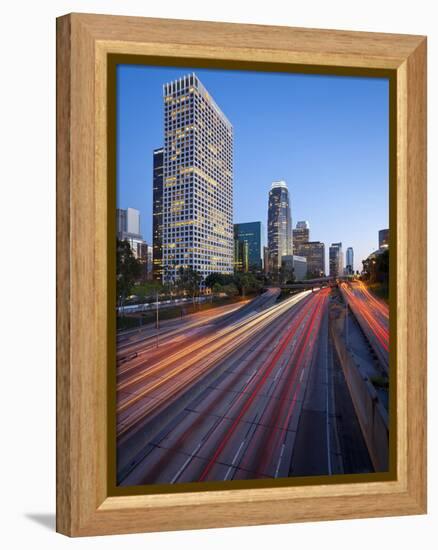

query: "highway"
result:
(340, 281), (389, 371)
(116, 287), (353, 485)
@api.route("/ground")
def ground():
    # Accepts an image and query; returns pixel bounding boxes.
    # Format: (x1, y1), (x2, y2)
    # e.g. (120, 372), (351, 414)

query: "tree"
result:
(233, 272), (261, 296)
(116, 239), (142, 307)
(176, 266), (202, 305)
(222, 283), (239, 297)
(205, 272), (234, 288)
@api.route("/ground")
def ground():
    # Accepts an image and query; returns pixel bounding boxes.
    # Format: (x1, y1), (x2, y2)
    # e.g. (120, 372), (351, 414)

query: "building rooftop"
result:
(163, 73), (232, 130)
(271, 180), (288, 189)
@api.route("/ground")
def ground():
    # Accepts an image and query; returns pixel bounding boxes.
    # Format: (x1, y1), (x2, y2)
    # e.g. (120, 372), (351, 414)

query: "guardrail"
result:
(330, 315), (389, 472)
(117, 296), (209, 315)
(339, 286), (389, 374)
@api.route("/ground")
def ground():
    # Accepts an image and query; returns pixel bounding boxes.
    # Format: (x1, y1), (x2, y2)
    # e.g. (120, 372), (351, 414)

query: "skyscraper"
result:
(379, 229), (389, 250)
(162, 74), (233, 282)
(329, 242), (343, 277)
(346, 247), (354, 275)
(295, 241), (325, 277)
(234, 222), (263, 270)
(267, 180), (292, 271)
(152, 147), (164, 281)
(293, 220), (309, 253)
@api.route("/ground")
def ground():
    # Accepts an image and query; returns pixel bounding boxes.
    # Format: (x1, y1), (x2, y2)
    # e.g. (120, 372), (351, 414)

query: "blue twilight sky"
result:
(117, 65), (389, 272)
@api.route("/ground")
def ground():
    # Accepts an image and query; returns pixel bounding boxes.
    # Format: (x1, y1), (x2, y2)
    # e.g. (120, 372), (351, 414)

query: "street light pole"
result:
(156, 290), (159, 348)
(345, 296), (349, 347)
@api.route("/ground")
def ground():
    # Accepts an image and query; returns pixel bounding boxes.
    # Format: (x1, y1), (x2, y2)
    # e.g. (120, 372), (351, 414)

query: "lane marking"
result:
(223, 439), (246, 480)
(324, 311), (333, 476)
(274, 443), (286, 478)
(170, 441), (202, 483)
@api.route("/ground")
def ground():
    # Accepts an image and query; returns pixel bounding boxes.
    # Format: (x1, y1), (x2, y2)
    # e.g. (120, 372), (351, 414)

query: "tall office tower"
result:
(267, 180), (292, 271)
(379, 228), (389, 250)
(295, 241), (325, 277)
(116, 208), (127, 237)
(162, 74), (233, 282)
(152, 147), (164, 281)
(234, 222), (263, 270)
(329, 242), (343, 277)
(292, 220), (310, 253)
(346, 247), (354, 274)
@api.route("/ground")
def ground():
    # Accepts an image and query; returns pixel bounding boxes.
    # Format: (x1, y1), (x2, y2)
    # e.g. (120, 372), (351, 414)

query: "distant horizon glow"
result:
(117, 65), (389, 272)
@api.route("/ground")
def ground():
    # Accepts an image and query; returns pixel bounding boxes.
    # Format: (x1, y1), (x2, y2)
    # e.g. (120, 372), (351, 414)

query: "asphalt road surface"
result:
(116, 287), (372, 486)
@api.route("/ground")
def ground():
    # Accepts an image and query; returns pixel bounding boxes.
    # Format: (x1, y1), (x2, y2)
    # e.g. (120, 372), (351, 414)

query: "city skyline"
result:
(117, 65), (389, 271)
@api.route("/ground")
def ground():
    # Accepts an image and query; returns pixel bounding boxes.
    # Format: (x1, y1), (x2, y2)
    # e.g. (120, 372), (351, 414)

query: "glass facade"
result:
(379, 228), (389, 249)
(346, 247), (354, 274)
(162, 74), (233, 281)
(267, 181), (292, 271)
(233, 221), (263, 270)
(329, 242), (343, 277)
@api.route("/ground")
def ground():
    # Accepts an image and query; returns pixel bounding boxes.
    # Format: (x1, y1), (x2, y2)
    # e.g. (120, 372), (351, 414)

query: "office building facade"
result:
(294, 241), (325, 277)
(346, 247), (354, 275)
(234, 222), (263, 270)
(162, 74), (233, 282)
(267, 180), (292, 271)
(263, 246), (270, 274)
(281, 254), (307, 282)
(329, 242), (343, 277)
(117, 207), (151, 276)
(152, 147), (164, 281)
(116, 208), (127, 236)
(293, 220), (310, 253)
(233, 239), (249, 272)
(379, 228), (389, 250)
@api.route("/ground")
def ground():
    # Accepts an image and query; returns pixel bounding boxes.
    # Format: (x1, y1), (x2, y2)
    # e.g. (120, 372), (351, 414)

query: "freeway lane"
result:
(340, 281), (389, 371)
(118, 288), (332, 485)
(117, 289), (309, 441)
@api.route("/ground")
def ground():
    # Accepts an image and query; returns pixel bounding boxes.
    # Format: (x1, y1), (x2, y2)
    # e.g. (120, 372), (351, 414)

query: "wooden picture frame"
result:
(56, 13), (427, 536)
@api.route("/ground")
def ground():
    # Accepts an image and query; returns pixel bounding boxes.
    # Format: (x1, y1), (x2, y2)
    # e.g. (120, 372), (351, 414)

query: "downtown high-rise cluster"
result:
(118, 72), (389, 284)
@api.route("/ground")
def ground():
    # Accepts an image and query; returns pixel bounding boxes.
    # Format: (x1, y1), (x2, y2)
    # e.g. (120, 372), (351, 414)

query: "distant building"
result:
(379, 229), (389, 250)
(329, 242), (343, 277)
(117, 207), (151, 278)
(127, 208), (140, 236)
(293, 221), (310, 253)
(294, 241), (325, 278)
(152, 147), (164, 281)
(116, 208), (127, 236)
(234, 222), (264, 270)
(147, 247), (153, 280)
(162, 73), (233, 282)
(263, 246), (270, 274)
(293, 255), (307, 281)
(281, 254), (307, 282)
(267, 180), (292, 271)
(346, 247), (354, 275)
(234, 239), (249, 272)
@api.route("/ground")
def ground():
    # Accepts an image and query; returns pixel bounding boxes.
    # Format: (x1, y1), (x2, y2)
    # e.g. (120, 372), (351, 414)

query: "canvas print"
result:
(115, 66), (390, 487)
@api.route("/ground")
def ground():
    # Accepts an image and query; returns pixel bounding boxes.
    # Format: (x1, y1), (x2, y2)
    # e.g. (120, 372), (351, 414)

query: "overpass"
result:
(278, 275), (353, 291)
